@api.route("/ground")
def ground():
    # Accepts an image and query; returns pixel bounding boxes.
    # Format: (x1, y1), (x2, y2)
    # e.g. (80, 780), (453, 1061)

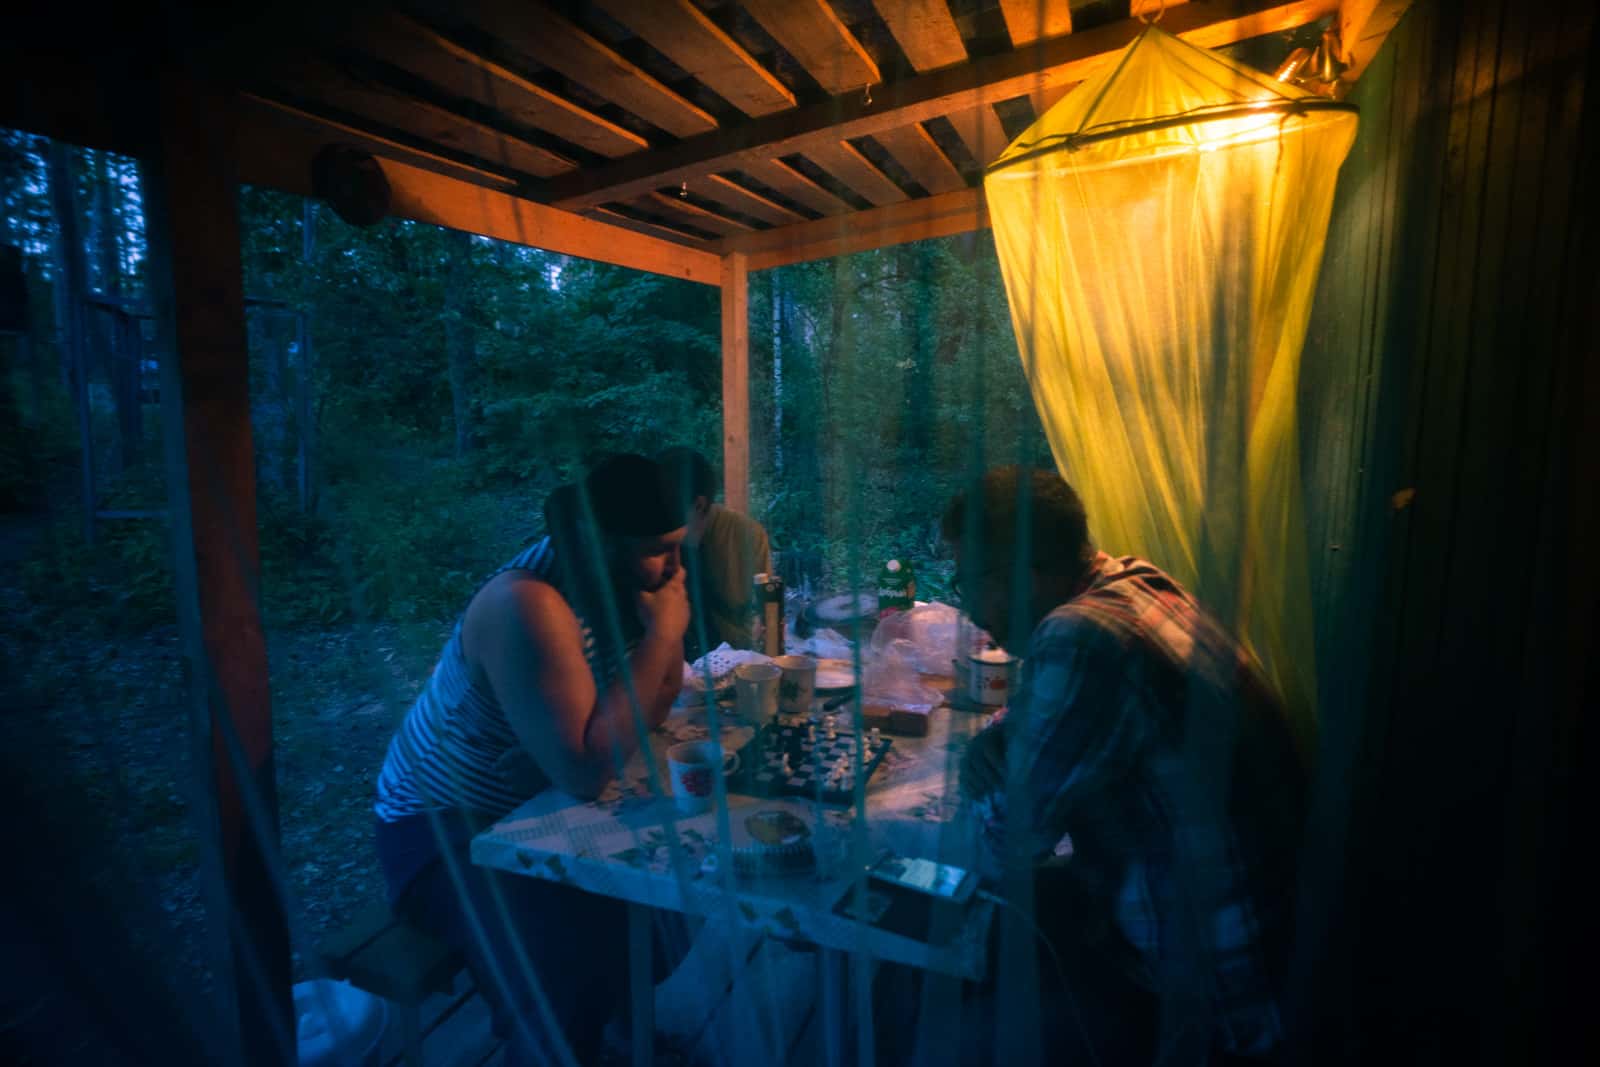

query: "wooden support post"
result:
(142, 75), (292, 1067)
(721, 251), (750, 513)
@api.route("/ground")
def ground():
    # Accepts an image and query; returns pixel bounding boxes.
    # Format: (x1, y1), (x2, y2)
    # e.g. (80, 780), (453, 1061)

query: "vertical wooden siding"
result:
(1297, 0), (1596, 1061)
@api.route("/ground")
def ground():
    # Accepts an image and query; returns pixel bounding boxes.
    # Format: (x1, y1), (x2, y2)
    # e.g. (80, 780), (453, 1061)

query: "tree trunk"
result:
(95, 150), (141, 471)
(298, 201), (316, 513)
(443, 228), (477, 458)
(47, 141), (95, 542)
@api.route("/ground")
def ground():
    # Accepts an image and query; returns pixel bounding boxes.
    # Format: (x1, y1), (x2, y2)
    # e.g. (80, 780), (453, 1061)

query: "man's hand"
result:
(637, 569), (690, 641)
(959, 723), (1007, 801)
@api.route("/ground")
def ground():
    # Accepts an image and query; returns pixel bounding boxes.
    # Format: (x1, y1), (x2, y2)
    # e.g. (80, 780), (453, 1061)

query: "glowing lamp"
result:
(984, 26), (1358, 738)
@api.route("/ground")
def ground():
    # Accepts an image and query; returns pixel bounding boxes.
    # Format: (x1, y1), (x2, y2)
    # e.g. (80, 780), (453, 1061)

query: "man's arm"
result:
(960, 615), (1150, 864)
(474, 572), (689, 799)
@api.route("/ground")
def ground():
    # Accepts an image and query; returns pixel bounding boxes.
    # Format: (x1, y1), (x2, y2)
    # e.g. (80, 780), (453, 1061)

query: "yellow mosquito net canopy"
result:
(984, 26), (1358, 746)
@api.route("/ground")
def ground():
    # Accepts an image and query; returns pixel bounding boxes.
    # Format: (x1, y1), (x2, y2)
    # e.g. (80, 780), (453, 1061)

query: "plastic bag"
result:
(788, 627), (854, 661)
(869, 601), (972, 676)
(861, 638), (942, 710)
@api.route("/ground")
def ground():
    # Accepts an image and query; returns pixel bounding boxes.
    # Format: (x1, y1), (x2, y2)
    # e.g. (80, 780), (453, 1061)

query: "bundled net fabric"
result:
(984, 26), (1358, 745)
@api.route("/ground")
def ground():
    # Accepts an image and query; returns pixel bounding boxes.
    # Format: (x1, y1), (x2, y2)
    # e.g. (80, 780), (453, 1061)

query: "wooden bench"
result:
(321, 901), (472, 1066)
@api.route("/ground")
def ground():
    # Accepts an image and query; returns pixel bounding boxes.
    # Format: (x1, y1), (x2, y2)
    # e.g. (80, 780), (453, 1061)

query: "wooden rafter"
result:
(872, 0), (969, 72)
(591, 0), (796, 118)
(997, 0), (1073, 46)
(451, 0), (717, 139)
(644, 191), (754, 236)
(589, 205), (712, 246)
(687, 174), (807, 227)
(803, 140), (908, 206)
(258, 54), (576, 178)
(239, 93), (520, 191)
(738, 158), (853, 217)
(870, 124), (966, 195)
(235, 103), (720, 283)
(721, 187), (988, 272)
(740, 0), (881, 96)
(944, 105), (1012, 168)
(1340, 0), (1414, 83)
(353, 10), (648, 158)
(538, 0), (1340, 212)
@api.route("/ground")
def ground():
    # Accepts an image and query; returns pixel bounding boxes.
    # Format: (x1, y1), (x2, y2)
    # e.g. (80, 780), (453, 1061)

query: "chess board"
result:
(735, 716), (893, 806)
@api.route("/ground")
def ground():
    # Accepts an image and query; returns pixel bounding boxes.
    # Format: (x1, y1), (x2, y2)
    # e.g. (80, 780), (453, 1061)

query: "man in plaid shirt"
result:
(944, 466), (1307, 1064)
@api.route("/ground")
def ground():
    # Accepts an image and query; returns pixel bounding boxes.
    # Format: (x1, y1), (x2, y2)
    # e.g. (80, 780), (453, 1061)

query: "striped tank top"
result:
(374, 537), (620, 821)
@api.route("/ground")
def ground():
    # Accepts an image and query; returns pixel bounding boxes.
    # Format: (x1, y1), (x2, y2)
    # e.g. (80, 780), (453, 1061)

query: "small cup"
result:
(774, 654), (818, 716)
(734, 662), (782, 725)
(967, 649), (1020, 706)
(667, 741), (741, 815)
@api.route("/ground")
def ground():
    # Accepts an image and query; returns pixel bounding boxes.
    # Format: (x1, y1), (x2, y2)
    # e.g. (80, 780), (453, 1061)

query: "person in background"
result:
(657, 447), (772, 661)
(881, 465), (1307, 1066)
(373, 453), (689, 1066)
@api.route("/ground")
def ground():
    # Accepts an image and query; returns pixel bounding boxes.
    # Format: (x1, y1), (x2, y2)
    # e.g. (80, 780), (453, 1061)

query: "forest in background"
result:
(0, 128), (1043, 981)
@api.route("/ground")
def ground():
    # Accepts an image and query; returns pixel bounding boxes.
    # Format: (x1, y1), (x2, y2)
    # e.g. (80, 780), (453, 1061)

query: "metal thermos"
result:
(752, 572), (785, 657)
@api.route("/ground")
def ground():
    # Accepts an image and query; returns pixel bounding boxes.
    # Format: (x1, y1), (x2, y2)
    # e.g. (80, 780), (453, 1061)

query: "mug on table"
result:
(773, 654), (817, 716)
(733, 662), (781, 725)
(667, 740), (741, 815)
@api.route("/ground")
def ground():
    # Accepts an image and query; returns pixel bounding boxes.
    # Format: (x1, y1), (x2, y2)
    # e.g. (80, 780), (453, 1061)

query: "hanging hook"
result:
(863, 82), (873, 106)
(1138, 0), (1168, 25)
(679, 179), (688, 198)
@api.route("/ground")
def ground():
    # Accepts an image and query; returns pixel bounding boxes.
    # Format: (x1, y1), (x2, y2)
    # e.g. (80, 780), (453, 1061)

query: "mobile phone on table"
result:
(867, 851), (978, 905)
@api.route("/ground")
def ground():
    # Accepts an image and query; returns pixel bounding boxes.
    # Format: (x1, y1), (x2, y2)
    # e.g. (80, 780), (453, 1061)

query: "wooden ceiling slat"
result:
(803, 140), (908, 206)
(722, 187), (988, 271)
(739, 158), (854, 217)
(356, 11), (647, 158)
(871, 0), (969, 72)
(1342, 0), (1413, 83)
(591, 0), (796, 118)
(687, 174), (808, 226)
(871, 124), (967, 195)
(235, 95), (718, 283)
(540, 0), (1340, 212)
(452, 0), (717, 139)
(944, 105), (1012, 168)
(997, 0), (1073, 46)
(265, 55), (574, 178)
(589, 205), (711, 246)
(740, 0), (881, 96)
(239, 93), (519, 191)
(643, 192), (755, 236)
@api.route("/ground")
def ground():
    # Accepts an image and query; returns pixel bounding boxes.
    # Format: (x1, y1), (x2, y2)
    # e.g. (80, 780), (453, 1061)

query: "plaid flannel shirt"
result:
(969, 553), (1304, 1057)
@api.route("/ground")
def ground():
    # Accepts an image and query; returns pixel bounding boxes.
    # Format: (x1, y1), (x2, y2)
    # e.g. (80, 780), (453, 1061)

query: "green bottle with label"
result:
(877, 558), (916, 617)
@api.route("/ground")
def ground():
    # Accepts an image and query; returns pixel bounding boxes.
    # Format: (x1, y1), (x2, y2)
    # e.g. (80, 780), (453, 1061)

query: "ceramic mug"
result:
(773, 654), (818, 716)
(734, 662), (782, 725)
(667, 740), (740, 815)
(967, 649), (1020, 706)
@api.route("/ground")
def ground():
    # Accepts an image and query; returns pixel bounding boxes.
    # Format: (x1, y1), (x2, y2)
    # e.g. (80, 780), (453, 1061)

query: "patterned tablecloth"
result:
(470, 686), (999, 979)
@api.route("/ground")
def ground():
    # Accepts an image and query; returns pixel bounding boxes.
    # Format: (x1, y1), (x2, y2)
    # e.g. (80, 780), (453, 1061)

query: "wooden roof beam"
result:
(539, 0), (1339, 212)
(449, 0), (717, 139)
(257, 54), (577, 178)
(591, 0), (796, 118)
(871, 0), (969, 72)
(721, 187), (989, 272)
(352, 10), (649, 158)
(997, 0), (1073, 46)
(738, 158), (853, 217)
(740, 0), (881, 96)
(238, 100), (718, 284)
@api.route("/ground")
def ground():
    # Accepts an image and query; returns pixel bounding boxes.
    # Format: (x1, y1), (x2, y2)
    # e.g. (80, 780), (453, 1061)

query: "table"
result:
(470, 688), (998, 1063)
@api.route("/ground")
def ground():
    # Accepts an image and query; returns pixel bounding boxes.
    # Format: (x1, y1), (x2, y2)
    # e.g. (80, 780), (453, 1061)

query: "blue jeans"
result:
(376, 810), (684, 1067)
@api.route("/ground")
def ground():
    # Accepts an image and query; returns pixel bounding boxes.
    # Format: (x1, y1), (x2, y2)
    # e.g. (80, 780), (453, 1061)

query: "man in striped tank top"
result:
(374, 454), (691, 1066)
